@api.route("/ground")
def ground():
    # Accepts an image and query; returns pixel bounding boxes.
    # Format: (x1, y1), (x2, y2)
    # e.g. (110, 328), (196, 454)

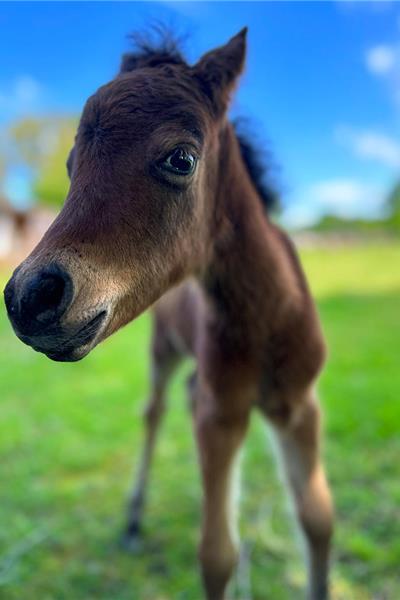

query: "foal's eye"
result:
(161, 148), (196, 176)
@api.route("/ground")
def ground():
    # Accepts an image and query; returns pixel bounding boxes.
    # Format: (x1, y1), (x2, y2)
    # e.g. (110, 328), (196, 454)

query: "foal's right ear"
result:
(193, 28), (247, 116)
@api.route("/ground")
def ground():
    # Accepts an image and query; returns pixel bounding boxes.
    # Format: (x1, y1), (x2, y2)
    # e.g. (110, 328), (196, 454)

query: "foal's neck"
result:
(202, 125), (301, 343)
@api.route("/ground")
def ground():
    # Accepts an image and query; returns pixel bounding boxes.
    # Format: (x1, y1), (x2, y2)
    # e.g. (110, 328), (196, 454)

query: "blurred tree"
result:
(9, 118), (46, 169)
(386, 181), (400, 227)
(6, 116), (77, 208)
(32, 120), (76, 207)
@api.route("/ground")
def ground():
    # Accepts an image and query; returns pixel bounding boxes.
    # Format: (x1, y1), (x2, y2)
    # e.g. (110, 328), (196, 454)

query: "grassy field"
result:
(1, 242), (399, 600)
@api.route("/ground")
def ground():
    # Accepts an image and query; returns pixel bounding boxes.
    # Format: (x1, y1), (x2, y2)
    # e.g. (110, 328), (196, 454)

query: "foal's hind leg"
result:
(124, 320), (181, 544)
(263, 390), (334, 600)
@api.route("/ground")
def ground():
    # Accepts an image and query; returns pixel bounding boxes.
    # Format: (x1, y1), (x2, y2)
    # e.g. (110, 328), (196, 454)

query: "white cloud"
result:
(282, 203), (320, 229)
(309, 179), (382, 215)
(286, 125), (400, 228)
(337, 1), (395, 14)
(365, 43), (400, 107)
(0, 75), (42, 119)
(336, 126), (400, 169)
(366, 45), (396, 75)
(283, 178), (386, 228)
(14, 76), (41, 106)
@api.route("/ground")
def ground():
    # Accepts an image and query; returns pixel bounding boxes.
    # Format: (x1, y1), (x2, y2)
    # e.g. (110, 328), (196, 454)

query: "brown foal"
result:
(4, 28), (333, 599)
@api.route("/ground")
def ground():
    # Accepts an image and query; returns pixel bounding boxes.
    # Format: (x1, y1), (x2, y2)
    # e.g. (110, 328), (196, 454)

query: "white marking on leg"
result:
(227, 449), (242, 550)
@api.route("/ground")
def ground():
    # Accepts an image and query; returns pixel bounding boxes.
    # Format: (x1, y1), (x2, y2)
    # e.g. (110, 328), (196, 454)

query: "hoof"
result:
(120, 522), (143, 553)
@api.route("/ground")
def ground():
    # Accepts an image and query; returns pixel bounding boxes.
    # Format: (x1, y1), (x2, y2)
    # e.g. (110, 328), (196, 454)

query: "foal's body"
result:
(5, 29), (333, 600)
(128, 124), (333, 600)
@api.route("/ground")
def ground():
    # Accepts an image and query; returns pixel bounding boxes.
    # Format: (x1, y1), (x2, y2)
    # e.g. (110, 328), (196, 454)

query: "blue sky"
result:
(0, 1), (399, 226)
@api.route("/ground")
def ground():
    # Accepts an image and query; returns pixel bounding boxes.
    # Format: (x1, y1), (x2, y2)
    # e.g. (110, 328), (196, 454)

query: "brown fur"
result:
(4, 29), (333, 600)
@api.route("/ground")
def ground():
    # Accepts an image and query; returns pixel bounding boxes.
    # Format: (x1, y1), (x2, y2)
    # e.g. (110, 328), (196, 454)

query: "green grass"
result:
(1, 242), (400, 600)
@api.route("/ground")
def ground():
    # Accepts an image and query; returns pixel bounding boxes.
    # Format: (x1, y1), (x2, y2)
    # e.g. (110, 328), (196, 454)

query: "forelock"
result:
(119, 25), (187, 73)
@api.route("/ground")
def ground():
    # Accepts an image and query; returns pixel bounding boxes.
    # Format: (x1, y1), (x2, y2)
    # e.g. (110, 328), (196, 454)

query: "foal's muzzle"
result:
(4, 263), (106, 362)
(5, 264), (73, 334)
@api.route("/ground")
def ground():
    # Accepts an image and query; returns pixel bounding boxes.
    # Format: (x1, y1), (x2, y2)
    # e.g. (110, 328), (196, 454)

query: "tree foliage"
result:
(5, 116), (77, 208)
(386, 181), (400, 222)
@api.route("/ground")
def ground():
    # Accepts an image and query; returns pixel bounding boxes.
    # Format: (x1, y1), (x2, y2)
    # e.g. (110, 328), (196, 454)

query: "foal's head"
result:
(4, 29), (247, 361)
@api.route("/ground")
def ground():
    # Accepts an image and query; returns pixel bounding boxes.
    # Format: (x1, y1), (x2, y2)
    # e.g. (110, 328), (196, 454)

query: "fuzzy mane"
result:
(120, 27), (279, 213)
(233, 122), (279, 213)
(120, 25), (186, 72)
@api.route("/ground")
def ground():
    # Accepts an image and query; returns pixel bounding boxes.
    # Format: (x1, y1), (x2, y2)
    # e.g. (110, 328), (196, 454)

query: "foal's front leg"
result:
(266, 391), (334, 600)
(193, 386), (251, 600)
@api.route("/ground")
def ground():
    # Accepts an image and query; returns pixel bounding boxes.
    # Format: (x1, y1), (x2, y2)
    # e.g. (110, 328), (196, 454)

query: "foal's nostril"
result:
(26, 274), (65, 319)
(20, 265), (73, 327)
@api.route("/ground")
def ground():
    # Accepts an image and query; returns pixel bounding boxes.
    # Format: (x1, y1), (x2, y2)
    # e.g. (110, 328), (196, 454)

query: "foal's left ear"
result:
(193, 28), (247, 115)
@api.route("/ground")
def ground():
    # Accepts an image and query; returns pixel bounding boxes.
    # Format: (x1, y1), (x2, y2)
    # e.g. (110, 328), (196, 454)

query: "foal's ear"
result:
(193, 28), (247, 115)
